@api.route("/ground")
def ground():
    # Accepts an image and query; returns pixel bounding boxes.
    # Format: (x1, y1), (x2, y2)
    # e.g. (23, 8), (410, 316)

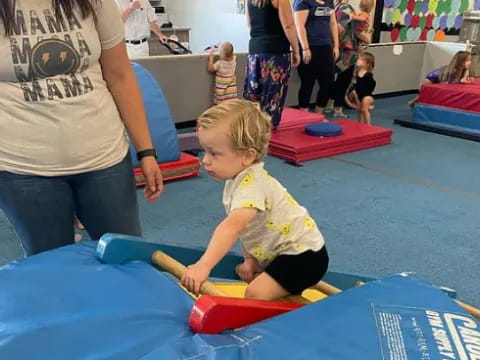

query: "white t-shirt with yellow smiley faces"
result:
(223, 162), (325, 266)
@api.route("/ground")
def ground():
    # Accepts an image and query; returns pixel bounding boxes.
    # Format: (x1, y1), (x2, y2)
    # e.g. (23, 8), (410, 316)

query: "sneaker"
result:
(324, 107), (334, 114)
(74, 233), (83, 243)
(333, 111), (347, 118)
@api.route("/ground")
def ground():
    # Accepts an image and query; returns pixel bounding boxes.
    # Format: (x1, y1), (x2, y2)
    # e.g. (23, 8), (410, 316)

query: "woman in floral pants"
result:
(243, 0), (300, 129)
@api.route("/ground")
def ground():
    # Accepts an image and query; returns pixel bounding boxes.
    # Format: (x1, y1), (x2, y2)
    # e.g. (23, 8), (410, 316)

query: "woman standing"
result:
(0, 0), (163, 255)
(293, 0), (339, 114)
(244, 0), (301, 129)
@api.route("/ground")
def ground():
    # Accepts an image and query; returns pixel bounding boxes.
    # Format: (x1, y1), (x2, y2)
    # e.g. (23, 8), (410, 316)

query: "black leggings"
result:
(332, 65), (355, 108)
(297, 45), (334, 108)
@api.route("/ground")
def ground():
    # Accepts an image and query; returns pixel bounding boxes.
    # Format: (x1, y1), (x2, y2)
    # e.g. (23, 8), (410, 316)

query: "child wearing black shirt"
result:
(346, 52), (376, 125)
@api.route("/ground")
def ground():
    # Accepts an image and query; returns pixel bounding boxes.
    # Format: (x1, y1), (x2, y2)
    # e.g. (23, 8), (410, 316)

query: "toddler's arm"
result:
(461, 70), (471, 83)
(181, 208), (258, 294)
(207, 51), (217, 73)
(357, 30), (372, 44)
(350, 11), (369, 22)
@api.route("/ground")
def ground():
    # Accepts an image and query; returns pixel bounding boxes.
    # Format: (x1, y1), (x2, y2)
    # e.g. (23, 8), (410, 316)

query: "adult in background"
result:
(115, 0), (167, 58)
(331, 0), (364, 117)
(0, 0), (163, 256)
(293, 0), (339, 114)
(244, 0), (301, 129)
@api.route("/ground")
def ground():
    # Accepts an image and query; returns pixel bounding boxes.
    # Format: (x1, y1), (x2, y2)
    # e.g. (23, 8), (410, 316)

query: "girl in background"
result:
(208, 42), (237, 104)
(349, 0), (374, 47)
(345, 52), (376, 125)
(409, 50), (472, 107)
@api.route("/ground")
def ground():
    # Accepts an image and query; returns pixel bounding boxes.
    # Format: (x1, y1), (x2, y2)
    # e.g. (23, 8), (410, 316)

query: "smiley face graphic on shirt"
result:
(31, 39), (81, 79)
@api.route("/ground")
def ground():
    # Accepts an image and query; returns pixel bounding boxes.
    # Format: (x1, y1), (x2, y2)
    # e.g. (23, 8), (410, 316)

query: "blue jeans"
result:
(0, 153), (141, 256)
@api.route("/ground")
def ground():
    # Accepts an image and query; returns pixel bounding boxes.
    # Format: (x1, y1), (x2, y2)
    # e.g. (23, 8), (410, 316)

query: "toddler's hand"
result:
(181, 262), (211, 295)
(235, 258), (262, 283)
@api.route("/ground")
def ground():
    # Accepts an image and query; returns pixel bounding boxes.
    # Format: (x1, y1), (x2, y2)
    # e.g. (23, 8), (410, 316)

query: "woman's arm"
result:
(100, 42), (163, 201)
(246, 1), (251, 30)
(330, 11), (339, 60)
(293, 10), (308, 50)
(278, 0), (301, 66)
(100, 43), (152, 153)
(120, 0), (139, 22)
(293, 9), (310, 64)
(150, 21), (167, 42)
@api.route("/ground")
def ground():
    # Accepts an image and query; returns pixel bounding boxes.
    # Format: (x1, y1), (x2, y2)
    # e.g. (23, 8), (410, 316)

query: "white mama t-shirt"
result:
(0, 0), (129, 176)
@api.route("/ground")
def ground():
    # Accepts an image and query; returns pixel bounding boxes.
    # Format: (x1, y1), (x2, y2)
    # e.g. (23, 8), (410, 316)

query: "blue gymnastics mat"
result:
(1, 242), (478, 359)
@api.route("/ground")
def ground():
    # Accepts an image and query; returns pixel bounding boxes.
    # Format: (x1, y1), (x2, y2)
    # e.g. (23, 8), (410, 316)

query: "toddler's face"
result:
(356, 57), (367, 69)
(198, 122), (250, 181)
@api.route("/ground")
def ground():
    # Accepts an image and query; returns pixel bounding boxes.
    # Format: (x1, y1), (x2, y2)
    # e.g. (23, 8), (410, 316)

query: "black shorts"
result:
(265, 246), (329, 295)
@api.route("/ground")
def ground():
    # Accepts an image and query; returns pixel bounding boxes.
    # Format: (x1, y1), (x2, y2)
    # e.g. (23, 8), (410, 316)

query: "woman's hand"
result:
(140, 157), (164, 202)
(292, 50), (301, 67)
(129, 0), (142, 10)
(333, 46), (339, 61)
(181, 262), (212, 295)
(302, 48), (311, 64)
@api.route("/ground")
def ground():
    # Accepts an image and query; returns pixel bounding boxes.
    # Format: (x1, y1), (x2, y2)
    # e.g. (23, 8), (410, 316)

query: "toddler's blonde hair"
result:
(360, 0), (374, 13)
(198, 99), (272, 162)
(220, 41), (234, 60)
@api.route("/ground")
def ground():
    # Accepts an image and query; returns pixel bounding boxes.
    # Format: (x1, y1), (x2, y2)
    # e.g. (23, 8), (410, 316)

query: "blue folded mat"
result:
(1, 242), (478, 359)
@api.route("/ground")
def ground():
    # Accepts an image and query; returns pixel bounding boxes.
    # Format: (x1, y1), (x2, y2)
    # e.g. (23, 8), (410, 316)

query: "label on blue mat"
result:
(373, 304), (480, 360)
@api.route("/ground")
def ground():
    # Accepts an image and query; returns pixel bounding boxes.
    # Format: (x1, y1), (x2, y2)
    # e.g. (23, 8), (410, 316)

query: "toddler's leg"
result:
(361, 96), (374, 125)
(357, 109), (363, 123)
(244, 272), (290, 301)
(409, 79), (432, 107)
(408, 95), (419, 108)
(74, 217), (85, 230)
(345, 91), (358, 110)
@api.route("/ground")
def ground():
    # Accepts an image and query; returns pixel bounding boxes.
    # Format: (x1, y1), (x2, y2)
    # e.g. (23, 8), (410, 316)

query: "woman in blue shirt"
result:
(293, 0), (339, 113)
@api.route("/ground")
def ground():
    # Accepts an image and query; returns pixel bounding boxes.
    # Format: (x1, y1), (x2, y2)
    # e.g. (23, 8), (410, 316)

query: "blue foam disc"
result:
(305, 122), (343, 137)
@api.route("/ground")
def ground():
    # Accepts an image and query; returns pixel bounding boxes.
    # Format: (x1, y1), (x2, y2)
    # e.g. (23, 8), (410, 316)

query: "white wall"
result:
(165, 0), (250, 53)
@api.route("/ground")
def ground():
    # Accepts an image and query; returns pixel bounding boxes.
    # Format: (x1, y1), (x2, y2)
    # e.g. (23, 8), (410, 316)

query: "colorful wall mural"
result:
(382, 0), (477, 42)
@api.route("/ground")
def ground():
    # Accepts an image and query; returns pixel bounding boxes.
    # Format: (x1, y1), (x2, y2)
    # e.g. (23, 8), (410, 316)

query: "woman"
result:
(331, 0), (364, 117)
(244, 0), (301, 129)
(293, 0), (339, 114)
(0, 0), (163, 255)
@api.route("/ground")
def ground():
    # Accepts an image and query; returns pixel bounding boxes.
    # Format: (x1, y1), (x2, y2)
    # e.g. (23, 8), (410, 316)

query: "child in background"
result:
(345, 51), (376, 125)
(325, 0), (373, 116)
(350, 0), (374, 47)
(181, 100), (329, 300)
(208, 42), (238, 104)
(409, 50), (472, 107)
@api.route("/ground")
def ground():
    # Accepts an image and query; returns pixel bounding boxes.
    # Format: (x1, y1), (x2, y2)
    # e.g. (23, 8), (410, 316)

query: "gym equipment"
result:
(0, 234), (478, 359)
(305, 122), (343, 137)
(395, 79), (480, 141)
(131, 62), (200, 184)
